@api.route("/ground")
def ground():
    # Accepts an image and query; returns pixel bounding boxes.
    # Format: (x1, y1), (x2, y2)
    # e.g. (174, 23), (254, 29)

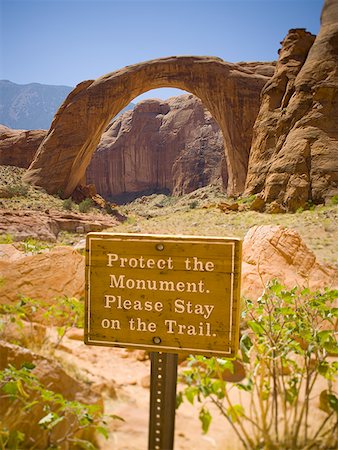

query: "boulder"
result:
(0, 125), (47, 168)
(242, 225), (338, 299)
(0, 245), (84, 306)
(245, 0), (338, 210)
(0, 243), (25, 262)
(0, 209), (119, 242)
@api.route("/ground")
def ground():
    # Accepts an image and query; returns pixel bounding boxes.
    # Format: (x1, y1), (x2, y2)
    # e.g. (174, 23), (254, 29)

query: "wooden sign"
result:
(85, 233), (242, 357)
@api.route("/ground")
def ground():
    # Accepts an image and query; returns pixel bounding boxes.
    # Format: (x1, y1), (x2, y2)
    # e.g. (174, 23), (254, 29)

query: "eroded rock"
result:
(0, 209), (118, 242)
(0, 125), (47, 168)
(23, 56), (273, 198)
(246, 0), (338, 210)
(86, 95), (226, 200)
(242, 225), (338, 299)
(0, 245), (84, 305)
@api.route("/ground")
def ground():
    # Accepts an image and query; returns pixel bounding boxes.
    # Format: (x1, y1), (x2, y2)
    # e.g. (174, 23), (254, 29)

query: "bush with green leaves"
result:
(4, 183), (29, 198)
(21, 238), (51, 254)
(62, 197), (74, 211)
(0, 234), (13, 244)
(180, 282), (338, 449)
(189, 200), (199, 210)
(79, 198), (93, 213)
(330, 195), (338, 205)
(0, 363), (116, 449)
(0, 295), (84, 351)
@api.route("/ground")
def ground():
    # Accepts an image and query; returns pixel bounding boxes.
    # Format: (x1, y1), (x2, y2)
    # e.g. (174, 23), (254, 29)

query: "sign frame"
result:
(85, 232), (242, 358)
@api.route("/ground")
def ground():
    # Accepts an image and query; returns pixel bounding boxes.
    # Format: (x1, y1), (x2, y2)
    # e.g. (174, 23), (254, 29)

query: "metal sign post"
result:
(84, 232), (242, 449)
(148, 352), (178, 450)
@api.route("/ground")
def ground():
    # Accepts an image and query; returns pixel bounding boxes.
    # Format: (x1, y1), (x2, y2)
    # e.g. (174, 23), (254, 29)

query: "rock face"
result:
(23, 56), (272, 198)
(86, 95), (225, 200)
(245, 0), (338, 210)
(0, 209), (119, 242)
(0, 245), (85, 304)
(0, 125), (47, 168)
(242, 225), (338, 299)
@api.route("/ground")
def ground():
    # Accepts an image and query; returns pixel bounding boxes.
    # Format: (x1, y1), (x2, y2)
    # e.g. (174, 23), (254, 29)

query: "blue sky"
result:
(0, 0), (323, 101)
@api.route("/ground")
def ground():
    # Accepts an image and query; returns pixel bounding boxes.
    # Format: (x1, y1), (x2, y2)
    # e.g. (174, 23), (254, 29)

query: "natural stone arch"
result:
(23, 56), (270, 197)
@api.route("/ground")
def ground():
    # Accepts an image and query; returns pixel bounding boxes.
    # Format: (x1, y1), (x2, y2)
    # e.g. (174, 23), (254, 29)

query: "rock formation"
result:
(241, 225), (338, 298)
(0, 125), (47, 168)
(245, 0), (338, 210)
(86, 94), (225, 201)
(23, 56), (273, 198)
(0, 209), (119, 242)
(0, 245), (85, 304)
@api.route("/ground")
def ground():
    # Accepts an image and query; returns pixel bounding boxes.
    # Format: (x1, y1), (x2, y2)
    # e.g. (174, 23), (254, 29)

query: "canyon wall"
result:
(246, 0), (338, 211)
(86, 95), (225, 201)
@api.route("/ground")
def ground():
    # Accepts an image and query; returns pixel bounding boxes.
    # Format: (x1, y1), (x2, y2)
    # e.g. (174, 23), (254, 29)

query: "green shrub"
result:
(79, 198), (93, 213)
(0, 295), (84, 351)
(330, 195), (338, 205)
(0, 233), (13, 244)
(189, 200), (199, 209)
(21, 238), (51, 254)
(0, 363), (114, 449)
(180, 282), (338, 449)
(6, 183), (29, 197)
(62, 197), (74, 211)
(237, 194), (256, 205)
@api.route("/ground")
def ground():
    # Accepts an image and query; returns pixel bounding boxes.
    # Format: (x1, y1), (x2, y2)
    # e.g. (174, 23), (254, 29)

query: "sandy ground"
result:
(57, 332), (244, 450)
(55, 328), (336, 450)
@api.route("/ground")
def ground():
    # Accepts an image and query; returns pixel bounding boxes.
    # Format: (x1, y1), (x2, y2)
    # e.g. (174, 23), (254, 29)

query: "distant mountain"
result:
(0, 80), (135, 130)
(0, 80), (73, 130)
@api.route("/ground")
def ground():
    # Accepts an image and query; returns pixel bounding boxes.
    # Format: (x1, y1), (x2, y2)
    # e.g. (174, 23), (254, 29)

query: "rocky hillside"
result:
(86, 95), (226, 202)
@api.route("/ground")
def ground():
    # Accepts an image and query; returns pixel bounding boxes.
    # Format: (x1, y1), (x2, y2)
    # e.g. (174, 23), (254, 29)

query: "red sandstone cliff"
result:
(245, 0), (338, 211)
(85, 95), (226, 201)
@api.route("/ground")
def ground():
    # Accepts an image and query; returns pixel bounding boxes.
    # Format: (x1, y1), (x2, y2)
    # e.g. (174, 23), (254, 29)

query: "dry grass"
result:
(114, 186), (338, 267)
(1, 166), (337, 267)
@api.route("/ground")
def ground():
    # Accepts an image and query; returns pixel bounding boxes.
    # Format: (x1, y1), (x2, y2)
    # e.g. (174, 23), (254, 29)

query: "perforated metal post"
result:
(148, 352), (178, 450)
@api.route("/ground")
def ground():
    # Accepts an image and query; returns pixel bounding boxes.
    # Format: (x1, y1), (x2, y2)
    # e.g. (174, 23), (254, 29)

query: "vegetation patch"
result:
(179, 282), (338, 449)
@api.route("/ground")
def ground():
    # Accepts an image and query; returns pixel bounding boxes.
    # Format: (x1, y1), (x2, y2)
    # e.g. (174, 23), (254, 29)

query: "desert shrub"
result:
(0, 363), (113, 449)
(79, 198), (93, 213)
(6, 183), (29, 197)
(21, 238), (51, 254)
(179, 282), (338, 449)
(0, 295), (84, 351)
(237, 194), (256, 205)
(154, 195), (175, 208)
(330, 195), (338, 205)
(189, 200), (199, 209)
(0, 233), (13, 244)
(62, 197), (74, 211)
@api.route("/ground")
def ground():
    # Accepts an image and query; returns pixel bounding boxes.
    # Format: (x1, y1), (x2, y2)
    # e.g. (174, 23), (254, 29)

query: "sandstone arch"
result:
(23, 56), (271, 198)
